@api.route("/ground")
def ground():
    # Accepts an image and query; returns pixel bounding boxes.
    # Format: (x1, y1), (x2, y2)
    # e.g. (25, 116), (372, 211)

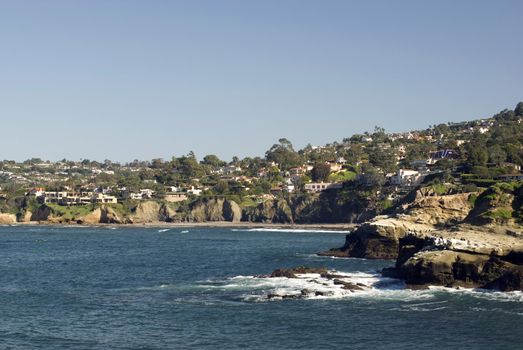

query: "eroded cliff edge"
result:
(319, 183), (523, 291)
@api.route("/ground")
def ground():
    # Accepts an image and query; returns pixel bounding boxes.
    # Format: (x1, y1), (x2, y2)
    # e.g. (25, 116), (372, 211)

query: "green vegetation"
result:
(328, 170), (356, 183)
(467, 181), (523, 225)
(46, 203), (97, 221)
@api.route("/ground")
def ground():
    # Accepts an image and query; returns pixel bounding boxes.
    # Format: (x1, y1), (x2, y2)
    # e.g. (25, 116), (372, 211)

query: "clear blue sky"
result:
(0, 0), (521, 162)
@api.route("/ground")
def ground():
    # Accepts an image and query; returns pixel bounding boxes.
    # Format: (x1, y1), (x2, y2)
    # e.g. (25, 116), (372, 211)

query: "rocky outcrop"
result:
(18, 210), (33, 223)
(0, 213), (17, 224)
(319, 217), (434, 259)
(400, 190), (475, 226)
(320, 191), (478, 259)
(76, 206), (123, 224)
(466, 182), (521, 226)
(185, 198), (242, 222)
(188, 199), (226, 222)
(223, 200), (242, 222)
(269, 267), (328, 278)
(261, 266), (367, 299)
(81, 208), (103, 224)
(100, 206), (123, 224)
(159, 204), (177, 222)
(243, 199), (293, 223)
(383, 234), (523, 291)
(130, 201), (162, 223)
(30, 204), (55, 222)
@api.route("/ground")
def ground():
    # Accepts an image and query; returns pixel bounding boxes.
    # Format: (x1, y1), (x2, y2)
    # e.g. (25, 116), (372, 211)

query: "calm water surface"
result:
(0, 226), (521, 349)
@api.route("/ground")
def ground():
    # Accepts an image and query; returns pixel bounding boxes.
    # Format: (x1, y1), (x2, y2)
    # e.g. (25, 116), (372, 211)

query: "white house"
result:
(304, 182), (343, 193)
(390, 169), (422, 186)
(187, 186), (203, 196)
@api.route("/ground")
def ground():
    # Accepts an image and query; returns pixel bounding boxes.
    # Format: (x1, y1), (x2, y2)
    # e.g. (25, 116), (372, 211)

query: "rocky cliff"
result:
(320, 188), (475, 259)
(321, 183), (523, 291)
(382, 232), (523, 291)
(185, 198), (242, 222)
(0, 213), (17, 224)
(78, 206), (123, 224)
(242, 199), (293, 223)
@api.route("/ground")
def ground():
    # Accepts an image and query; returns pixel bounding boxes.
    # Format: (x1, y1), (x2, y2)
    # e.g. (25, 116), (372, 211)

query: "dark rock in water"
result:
(318, 222), (404, 259)
(483, 268), (523, 291)
(387, 248), (523, 291)
(320, 272), (347, 280)
(395, 234), (432, 267)
(332, 279), (364, 291)
(270, 267), (328, 278)
(268, 288), (331, 300)
(267, 293), (300, 300)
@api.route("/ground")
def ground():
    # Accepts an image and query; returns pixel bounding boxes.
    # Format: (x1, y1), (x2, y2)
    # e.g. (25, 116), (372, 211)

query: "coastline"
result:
(2, 221), (357, 232)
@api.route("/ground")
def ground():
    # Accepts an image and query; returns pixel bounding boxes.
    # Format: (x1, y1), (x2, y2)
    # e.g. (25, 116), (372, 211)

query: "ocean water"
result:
(0, 226), (521, 350)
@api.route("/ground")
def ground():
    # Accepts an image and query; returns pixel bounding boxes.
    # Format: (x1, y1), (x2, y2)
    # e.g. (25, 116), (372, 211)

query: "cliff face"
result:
(399, 190), (475, 226)
(320, 189), (474, 259)
(242, 199), (293, 223)
(185, 199), (242, 222)
(78, 206), (123, 224)
(129, 201), (162, 223)
(0, 213), (17, 224)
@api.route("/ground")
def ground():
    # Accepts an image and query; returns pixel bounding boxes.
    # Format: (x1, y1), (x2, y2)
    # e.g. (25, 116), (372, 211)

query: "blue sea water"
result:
(0, 225), (521, 350)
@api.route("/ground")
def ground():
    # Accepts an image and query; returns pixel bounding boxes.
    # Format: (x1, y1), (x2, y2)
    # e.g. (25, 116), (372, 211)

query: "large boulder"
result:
(381, 231), (523, 291)
(319, 218), (433, 259)
(391, 250), (523, 291)
(30, 204), (54, 222)
(81, 208), (102, 224)
(100, 206), (122, 224)
(159, 204), (177, 222)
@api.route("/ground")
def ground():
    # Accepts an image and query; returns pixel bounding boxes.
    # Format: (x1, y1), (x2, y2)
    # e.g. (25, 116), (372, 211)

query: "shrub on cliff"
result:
(466, 181), (523, 225)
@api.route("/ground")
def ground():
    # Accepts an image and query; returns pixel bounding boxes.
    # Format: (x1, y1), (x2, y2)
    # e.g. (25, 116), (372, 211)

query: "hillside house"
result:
(390, 169), (423, 187)
(304, 182), (343, 193)
(164, 193), (188, 203)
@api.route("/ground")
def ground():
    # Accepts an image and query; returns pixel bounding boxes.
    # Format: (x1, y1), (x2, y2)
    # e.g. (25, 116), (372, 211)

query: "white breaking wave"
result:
(198, 270), (523, 304)
(232, 228), (352, 234)
(158, 229), (170, 232)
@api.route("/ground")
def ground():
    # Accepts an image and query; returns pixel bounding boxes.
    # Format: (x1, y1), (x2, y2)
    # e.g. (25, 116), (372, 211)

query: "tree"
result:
(515, 101), (523, 116)
(488, 144), (506, 165)
(465, 131), (488, 166)
(265, 138), (302, 170)
(368, 146), (396, 173)
(433, 123), (451, 136)
(201, 154), (225, 167)
(177, 152), (204, 179)
(311, 162), (331, 182)
(371, 126), (388, 143)
(150, 158), (164, 169)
